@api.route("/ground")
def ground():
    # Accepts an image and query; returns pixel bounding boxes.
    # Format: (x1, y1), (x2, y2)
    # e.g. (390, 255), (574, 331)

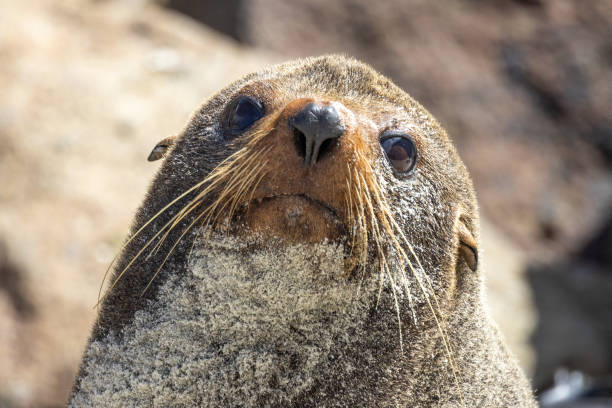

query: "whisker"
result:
(359, 174), (404, 353)
(140, 208), (208, 296)
(96, 176), (210, 305)
(383, 207), (465, 408)
(210, 153), (269, 228)
(353, 156), (465, 407)
(354, 176), (369, 274)
(199, 148), (267, 227)
(97, 199), (206, 307)
(382, 258), (404, 354)
(188, 156), (269, 261)
(148, 187), (212, 257)
(141, 155), (270, 295)
(97, 139), (268, 306)
(362, 170), (418, 325)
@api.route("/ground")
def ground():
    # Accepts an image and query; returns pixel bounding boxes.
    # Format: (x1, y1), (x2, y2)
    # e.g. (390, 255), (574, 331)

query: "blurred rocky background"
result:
(0, 0), (610, 406)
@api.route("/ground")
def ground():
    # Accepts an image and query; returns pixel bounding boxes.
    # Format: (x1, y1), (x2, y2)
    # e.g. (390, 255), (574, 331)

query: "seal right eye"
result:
(225, 95), (265, 137)
(380, 132), (418, 174)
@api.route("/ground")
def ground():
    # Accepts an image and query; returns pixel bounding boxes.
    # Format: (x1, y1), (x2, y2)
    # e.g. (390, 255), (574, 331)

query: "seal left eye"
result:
(226, 96), (265, 137)
(380, 132), (418, 174)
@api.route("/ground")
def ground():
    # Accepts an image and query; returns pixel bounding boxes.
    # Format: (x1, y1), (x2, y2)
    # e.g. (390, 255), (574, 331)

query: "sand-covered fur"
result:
(72, 237), (371, 406)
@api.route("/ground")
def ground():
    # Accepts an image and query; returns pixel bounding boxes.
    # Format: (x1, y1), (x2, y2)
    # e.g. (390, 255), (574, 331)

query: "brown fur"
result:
(69, 55), (536, 407)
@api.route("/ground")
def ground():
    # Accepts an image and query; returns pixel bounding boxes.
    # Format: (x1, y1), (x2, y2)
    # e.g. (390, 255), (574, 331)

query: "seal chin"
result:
(241, 194), (345, 244)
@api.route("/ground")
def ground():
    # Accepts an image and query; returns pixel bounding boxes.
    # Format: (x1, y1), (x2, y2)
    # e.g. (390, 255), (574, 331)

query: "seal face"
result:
(70, 56), (536, 407)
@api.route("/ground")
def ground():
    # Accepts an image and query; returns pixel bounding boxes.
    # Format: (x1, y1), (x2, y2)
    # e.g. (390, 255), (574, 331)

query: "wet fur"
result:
(69, 56), (536, 407)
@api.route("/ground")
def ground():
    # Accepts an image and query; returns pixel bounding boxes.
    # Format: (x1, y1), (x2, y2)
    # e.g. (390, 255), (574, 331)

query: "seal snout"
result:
(289, 102), (345, 166)
(238, 98), (361, 244)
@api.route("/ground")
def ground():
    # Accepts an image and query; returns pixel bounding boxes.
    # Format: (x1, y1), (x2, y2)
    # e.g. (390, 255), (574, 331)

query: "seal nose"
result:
(289, 102), (345, 166)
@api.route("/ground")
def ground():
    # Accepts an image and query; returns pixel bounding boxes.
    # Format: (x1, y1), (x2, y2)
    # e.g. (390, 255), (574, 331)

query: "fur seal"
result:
(69, 55), (536, 407)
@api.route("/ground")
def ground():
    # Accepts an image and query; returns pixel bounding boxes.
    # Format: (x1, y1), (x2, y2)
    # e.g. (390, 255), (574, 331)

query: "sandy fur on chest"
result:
(71, 235), (380, 407)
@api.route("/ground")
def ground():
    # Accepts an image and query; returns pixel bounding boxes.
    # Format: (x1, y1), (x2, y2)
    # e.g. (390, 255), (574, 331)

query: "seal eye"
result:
(225, 96), (265, 137)
(380, 133), (418, 174)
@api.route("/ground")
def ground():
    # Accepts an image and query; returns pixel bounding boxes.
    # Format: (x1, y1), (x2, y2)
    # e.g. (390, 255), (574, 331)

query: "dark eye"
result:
(380, 132), (418, 174)
(225, 96), (265, 137)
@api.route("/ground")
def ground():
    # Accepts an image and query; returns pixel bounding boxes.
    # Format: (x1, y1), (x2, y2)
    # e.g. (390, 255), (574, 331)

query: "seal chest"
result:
(70, 55), (536, 407)
(71, 236), (383, 406)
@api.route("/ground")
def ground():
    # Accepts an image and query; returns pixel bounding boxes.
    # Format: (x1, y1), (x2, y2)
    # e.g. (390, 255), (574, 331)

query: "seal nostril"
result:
(293, 126), (306, 159)
(317, 137), (337, 161)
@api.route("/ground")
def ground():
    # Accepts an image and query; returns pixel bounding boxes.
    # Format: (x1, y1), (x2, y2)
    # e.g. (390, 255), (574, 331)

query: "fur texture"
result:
(69, 55), (536, 407)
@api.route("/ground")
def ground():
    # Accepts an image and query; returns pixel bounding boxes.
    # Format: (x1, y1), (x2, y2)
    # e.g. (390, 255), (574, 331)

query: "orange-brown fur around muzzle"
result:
(235, 98), (378, 244)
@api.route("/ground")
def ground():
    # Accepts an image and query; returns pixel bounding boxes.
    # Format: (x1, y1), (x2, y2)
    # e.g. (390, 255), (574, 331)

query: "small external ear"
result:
(457, 220), (478, 272)
(147, 135), (177, 162)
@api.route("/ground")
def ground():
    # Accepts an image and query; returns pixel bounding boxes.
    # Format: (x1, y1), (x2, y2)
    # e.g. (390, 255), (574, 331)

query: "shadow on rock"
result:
(0, 240), (36, 319)
(528, 209), (612, 391)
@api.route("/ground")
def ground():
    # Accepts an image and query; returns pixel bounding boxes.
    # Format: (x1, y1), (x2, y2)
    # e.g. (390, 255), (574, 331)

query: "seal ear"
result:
(147, 135), (177, 162)
(457, 221), (478, 272)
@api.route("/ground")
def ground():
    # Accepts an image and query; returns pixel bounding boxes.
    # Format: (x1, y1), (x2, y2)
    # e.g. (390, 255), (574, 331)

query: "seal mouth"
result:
(240, 194), (345, 243)
(255, 193), (340, 218)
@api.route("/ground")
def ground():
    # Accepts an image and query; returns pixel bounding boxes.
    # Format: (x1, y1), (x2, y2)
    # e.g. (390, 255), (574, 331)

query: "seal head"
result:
(70, 55), (536, 407)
